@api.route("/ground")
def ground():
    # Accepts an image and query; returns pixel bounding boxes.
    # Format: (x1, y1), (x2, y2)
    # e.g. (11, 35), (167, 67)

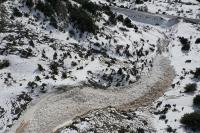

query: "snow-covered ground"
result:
(152, 21), (200, 133)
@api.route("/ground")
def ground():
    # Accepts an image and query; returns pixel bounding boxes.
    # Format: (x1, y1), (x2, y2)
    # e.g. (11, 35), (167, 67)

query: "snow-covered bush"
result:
(184, 83), (197, 93)
(180, 112), (200, 131)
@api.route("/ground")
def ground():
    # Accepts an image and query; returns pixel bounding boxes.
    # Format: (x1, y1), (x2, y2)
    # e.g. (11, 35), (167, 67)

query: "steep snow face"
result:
(152, 22), (200, 133)
(0, 0), (165, 132)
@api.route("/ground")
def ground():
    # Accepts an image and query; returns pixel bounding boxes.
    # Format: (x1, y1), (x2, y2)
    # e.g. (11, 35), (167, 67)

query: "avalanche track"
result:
(9, 53), (175, 133)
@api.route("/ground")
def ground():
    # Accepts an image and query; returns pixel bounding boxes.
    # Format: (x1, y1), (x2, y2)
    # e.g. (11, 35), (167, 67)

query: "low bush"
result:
(35, 76), (41, 81)
(159, 114), (166, 120)
(116, 15), (124, 22)
(27, 81), (38, 89)
(193, 68), (200, 79)
(108, 13), (117, 25)
(26, 0), (34, 8)
(35, 0), (54, 17)
(166, 125), (176, 132)
(193, 95), (200, 107)
(38, 64), (44, 71)
(184, 83), (197, 93)
(179, 37), (190, 51)
(81, 0), (100, 15)
(0, 60), (9, 69)
(195, 38), (200, 44)
(180, 112), (200, 130)
(49, 16), (58, 29)
(13, 8), (22, 17)
(49, 61), (59, 75)
(123, 17), (134, 28)
(102, 5), (113, 16)
(61, 72), (67, 79)
(135, 0), (144, 4)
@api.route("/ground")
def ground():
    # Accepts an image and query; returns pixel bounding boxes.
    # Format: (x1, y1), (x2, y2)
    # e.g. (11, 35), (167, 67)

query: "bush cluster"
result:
(181, 94), (200, 131)
(35, 0), (58, 28)
(26, 0), (116, 34)
(34, 0), (99, 33)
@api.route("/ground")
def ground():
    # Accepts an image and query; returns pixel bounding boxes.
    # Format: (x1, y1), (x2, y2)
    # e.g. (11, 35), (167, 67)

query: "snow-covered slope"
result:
(152, 22), (200, 133)
(0, 0), (166, 132)
(0, 0), (199, 133)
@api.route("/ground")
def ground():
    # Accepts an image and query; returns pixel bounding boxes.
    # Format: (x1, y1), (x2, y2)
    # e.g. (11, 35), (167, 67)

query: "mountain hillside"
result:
(0, 0), (165, 132)
(0, 0), (200, 133)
